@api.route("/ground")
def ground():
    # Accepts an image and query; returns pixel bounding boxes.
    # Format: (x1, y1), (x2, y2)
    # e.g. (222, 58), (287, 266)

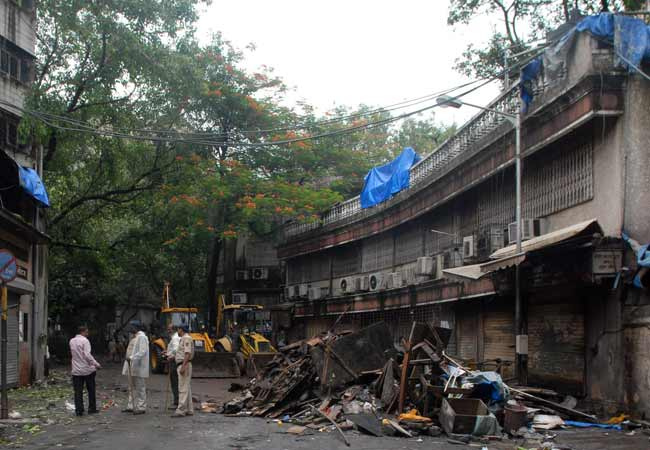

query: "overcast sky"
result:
(196, 0), (504, 128)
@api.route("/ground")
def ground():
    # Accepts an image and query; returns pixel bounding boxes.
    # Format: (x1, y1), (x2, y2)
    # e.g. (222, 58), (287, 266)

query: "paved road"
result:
(13, 364), (649, 450)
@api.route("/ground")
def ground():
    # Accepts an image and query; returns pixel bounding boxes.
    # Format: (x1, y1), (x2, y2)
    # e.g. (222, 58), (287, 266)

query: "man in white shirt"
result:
(69, 326), (101, 416)
(121, 324), (149, 414)
(165, 324), (180, 408)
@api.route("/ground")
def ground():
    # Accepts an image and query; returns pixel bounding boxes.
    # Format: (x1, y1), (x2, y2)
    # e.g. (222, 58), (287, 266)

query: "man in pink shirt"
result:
(69, 326), (101, 416)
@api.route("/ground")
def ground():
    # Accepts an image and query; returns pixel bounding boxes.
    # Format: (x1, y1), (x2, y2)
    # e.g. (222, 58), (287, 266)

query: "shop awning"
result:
(490, 218), (602, 259)
(443, 253), (526, 281)
(443, 219), (602, 281)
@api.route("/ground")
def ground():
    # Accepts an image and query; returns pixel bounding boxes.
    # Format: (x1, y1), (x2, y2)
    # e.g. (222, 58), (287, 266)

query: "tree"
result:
(447, 0), (638, 81)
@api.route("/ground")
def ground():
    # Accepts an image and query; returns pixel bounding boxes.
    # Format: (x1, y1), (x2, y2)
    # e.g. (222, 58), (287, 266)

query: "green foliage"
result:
(30, 0), (455, 330)
(448, 0), (633, 80)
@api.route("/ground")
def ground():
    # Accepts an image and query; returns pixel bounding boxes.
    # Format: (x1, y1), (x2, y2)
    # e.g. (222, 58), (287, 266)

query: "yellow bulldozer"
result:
(150, 283), (276, 377)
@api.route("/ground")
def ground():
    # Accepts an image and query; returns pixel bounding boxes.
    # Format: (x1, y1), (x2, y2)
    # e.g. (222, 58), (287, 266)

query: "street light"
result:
(437, 94), (526, 384)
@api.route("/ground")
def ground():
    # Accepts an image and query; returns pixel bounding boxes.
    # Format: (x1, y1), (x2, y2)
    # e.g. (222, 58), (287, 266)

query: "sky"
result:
(196, 0), (504, 128)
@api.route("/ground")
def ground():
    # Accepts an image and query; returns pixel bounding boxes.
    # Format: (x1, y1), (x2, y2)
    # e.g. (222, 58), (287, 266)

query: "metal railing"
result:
(284, 82), (521, 240)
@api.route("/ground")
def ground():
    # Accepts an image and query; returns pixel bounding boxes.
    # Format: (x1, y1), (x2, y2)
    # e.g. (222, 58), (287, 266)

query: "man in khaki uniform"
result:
(172, 325), (194, 417)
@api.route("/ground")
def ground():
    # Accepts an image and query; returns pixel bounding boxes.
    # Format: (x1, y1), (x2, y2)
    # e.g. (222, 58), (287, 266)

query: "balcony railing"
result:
(284, 82), (521, 240)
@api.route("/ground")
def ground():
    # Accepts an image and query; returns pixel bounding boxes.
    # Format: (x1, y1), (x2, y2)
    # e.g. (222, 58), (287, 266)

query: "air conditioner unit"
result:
(232, 292), (248, 304)
(369, 272), (385, 291)
(308, 287), (323, 300)
(508, 218), (547, 244)
(251, 267), (269, 280)
(292, 285), (300, 298)
(462, 235), (476, 260)
(416, 256), (434, 276)
(403, 267), (417, 285)
(298, 284), (309, 298)
(444, 249), (463, 269)
(434, 254), (445, 279)
(339, 277), (355, 294)
(235, 270), (249, 281)
(478, 226), (505, 259)
(386, 272), (403, 289)
(357, 276), (369, 292)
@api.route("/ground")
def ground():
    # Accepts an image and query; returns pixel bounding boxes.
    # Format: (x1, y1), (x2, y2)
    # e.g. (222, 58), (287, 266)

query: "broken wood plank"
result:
(398, 322), (417, 414)
(386, 418), (412, 437)
(509, 387), (597, 422)
(309, 404), (350, 446)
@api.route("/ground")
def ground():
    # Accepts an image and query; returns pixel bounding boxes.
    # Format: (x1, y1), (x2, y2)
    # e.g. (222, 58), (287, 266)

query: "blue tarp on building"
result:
(18, 166), (50, 208)
(521, 13), (650, 110)
(360, 147), (421, 209)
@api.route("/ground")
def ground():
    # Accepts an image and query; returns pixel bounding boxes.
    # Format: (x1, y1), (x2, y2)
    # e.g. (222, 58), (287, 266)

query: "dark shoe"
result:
(133, 410), (146, 415)
(88, 410), (99, 414)
(76, 412), (84, 417)
(121, 408), (134, 413)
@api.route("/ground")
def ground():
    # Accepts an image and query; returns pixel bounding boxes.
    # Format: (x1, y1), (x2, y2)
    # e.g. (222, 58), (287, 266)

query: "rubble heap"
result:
(221, 321), (642, 445)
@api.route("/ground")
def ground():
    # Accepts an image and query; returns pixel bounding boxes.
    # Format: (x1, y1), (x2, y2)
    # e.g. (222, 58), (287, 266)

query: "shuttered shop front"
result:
(0, 294), (19, 386)
(482, 300), (515, 379)
(455, 304), (479, 362)
(528, 297), (585, 395)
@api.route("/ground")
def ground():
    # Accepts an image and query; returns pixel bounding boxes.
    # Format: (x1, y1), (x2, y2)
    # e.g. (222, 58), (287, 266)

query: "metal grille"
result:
(332, 244), (360, 278)
(394, 223), (423, 265)
(523, 140), (593, 218)
(477, 172), (515, 231)
(361, 233), (394, 273)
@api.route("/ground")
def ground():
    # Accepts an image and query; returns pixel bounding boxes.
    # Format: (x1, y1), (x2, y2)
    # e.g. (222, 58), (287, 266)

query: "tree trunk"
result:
(206, 236), (222, 331)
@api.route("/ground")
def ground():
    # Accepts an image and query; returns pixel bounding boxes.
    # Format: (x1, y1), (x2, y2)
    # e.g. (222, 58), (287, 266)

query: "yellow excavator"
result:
(150, 283), (276, 377)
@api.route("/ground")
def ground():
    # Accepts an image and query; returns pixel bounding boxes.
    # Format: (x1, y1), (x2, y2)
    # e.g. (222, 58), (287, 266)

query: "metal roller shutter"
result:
(455, 306), (478, 362)
(528, 299), (585, 395)
(0, 296), (19, 386)
(482, 301), (515, 379)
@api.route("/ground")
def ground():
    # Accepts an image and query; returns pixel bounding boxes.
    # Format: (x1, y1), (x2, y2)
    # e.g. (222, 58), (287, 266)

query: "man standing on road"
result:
(69, 326), (101, 417)
(122, 324), (149, 414)
(172, 325), (194, 417)
(166, 324), (180, 409)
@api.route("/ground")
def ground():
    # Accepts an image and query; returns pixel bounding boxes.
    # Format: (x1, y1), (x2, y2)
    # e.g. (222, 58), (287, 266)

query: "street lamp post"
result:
(436, 95), (526, 384)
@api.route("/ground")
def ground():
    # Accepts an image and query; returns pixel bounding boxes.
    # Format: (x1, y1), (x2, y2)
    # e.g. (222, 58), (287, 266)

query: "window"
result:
(7, 121), (17, 147)
(0, 51), (8, 73)
(9, 55), (18, 79)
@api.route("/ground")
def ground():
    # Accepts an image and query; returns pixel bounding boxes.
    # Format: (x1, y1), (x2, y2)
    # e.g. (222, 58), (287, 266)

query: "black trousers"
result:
(170, 363), (179, 406)
(72, 372), (97, 414)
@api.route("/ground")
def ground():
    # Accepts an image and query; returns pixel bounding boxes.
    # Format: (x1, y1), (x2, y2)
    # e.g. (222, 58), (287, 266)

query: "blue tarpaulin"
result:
(521, 13), (650, 110)
(564, 420), (622, 430)
(18, 166), (50, 207)
(360, 147), (420, 209)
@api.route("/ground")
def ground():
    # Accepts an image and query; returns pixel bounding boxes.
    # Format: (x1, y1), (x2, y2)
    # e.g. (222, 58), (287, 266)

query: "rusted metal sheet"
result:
(528, 298), (585, 395)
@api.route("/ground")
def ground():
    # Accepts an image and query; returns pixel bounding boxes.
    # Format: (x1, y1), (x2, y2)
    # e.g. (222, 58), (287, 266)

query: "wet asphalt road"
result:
(12, 364), (650, 450)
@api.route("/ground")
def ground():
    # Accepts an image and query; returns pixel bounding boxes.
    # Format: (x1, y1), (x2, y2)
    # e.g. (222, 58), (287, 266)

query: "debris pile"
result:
(221, 320), (647, 445)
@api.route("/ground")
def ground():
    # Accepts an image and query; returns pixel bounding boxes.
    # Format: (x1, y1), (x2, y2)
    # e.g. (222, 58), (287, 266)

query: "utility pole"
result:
(1, 281), (8, 419)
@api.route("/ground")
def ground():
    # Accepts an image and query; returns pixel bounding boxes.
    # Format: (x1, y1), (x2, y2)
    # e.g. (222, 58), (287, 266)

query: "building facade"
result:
(278, 32), (650, 416)
(0, 0), (48, 386)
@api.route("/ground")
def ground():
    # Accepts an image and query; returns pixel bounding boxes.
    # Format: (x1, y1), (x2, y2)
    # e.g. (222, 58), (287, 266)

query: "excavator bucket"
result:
(192, 352), (241, 378)
(246, 352), (277, 377)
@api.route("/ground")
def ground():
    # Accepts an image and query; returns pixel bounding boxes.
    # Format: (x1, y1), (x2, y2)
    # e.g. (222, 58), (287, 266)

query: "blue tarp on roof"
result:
(521, 13), (650, 110)
(360, 147), (420, 209)
(18, 166), (50, 207)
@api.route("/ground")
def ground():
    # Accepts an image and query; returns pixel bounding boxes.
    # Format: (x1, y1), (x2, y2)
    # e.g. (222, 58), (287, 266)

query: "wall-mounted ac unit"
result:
(235, 270), (249, 281)
(292, 285), (300, 298)
(444, 249), (463, 269)
(308, 287), (323, 301)
(403, 267), (417, 285)
(339, 277), (356, 294)
(462, 235), (476, 260)
(386, 272), (403, 289)
(251, 267), (269, 280)
(232, 292), (248, 304)
(478, 226), (505, 259)
(508, 218), (547, 244)
(369, 273), (385, 291)
(356, 276), (369, 292)
(298, 284), (309, 298)
(416, 256), (434, 276)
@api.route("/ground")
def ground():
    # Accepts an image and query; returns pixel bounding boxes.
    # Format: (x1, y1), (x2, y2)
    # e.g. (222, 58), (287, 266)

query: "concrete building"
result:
(278, 30), (650, 416)
(0, 0), (48, 386)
